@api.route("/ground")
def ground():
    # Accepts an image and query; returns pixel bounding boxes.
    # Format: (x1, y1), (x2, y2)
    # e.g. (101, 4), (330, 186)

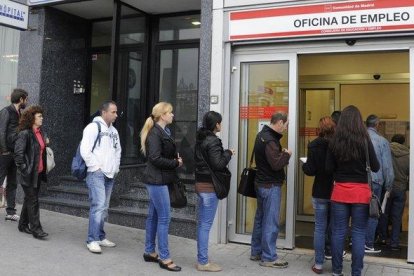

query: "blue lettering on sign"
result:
(0, 4), (26, 22)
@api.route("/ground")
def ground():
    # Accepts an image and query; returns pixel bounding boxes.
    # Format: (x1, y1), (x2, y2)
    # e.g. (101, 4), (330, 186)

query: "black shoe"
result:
(143, 253), (159, 262)
(32, 231), (48, 239)
(159, 260), (182, 272)
(18, 225), (32, 235)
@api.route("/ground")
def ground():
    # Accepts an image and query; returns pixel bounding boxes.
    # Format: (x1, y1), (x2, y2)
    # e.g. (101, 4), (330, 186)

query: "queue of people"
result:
(0, 87), (410, 275)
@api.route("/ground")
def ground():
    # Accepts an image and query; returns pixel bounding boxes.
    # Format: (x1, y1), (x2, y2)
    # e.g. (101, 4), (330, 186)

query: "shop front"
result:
(210, 0), (414, 263)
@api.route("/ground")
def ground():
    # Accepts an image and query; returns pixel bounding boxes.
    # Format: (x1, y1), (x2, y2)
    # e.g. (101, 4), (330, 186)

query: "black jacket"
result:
(0, 105), (21, 153)
(302, 137), (333, 199)
(143, 124), (179, 185)
(325, 139), (380, 183)
(195, 129), (232, 183)
(254, 125), (290, 186)
(14, 129), (47, 188)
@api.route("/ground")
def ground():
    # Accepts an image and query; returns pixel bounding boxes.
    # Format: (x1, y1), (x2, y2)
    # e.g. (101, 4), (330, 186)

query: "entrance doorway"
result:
(296, 51), (410, 259)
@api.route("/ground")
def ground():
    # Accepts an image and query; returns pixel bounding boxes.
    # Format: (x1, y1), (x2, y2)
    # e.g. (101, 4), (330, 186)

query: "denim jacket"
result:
(367, 127), (394, 190)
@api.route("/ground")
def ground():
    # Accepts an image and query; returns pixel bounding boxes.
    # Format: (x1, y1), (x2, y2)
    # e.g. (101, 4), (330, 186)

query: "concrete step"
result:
(47, 185), (89, 202)
(39, 197), (90, 218)
(58, 175), (86, 188)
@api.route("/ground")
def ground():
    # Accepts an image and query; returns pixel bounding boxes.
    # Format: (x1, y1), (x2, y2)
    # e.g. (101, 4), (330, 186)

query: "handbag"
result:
(200, 148), (231, 200)
(168, 179), (187, 208)
(237, 146), (257, 198)
(365, 140), (381, 218)
(46, 147), (56, 173)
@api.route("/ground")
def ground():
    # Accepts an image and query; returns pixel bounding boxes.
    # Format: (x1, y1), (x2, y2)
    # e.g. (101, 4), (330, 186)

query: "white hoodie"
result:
(80, 116), (121, 178)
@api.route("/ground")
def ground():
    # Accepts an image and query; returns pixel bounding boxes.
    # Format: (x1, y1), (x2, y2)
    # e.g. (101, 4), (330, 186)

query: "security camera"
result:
(373, 74), (381, 80)
(345, 39), (356, 46)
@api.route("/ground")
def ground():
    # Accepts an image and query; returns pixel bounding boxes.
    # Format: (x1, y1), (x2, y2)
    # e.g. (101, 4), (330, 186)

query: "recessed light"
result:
(191, 21), (201, 26)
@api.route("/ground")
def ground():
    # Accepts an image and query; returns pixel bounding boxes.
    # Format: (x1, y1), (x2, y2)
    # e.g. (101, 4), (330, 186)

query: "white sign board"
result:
(0, 0), (28, 30)
(229, 0), (414, 41)
(27, 0), (67, 5)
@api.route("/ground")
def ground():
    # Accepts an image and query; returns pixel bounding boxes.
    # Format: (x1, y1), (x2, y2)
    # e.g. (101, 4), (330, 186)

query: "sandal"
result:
(5, 214), (19, 221)
(159, 260), (182, 272)
(143, 253), (159, 263)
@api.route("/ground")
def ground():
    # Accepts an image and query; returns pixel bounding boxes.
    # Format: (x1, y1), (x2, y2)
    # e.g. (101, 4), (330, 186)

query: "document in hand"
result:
(300, 157), (307, 163)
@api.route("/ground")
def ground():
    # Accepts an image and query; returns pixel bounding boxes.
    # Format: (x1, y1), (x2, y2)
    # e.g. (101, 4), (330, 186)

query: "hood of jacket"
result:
(390, 142), (409, 158)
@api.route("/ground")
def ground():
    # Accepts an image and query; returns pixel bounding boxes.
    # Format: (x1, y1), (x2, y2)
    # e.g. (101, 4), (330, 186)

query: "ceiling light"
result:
(191, 21), (201, 26)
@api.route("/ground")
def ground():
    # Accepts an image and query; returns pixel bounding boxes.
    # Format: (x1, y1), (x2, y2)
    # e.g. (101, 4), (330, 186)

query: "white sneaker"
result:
(87, 241), (102, 253)
(365, 245), (381, 254)
(99, 239), (116, 247)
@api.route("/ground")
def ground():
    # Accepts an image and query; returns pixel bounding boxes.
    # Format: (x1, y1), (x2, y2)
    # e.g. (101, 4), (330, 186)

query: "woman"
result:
(302, 116), (335, 274)
(326, 105), (379, 276)
(14, 105), (49, 239)
(140, 102), (183, 272)
(194, 111), (234, 272)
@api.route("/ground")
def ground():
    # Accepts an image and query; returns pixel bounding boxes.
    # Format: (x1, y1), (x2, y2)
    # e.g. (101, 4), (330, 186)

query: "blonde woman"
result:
(141, 102), (183, 272)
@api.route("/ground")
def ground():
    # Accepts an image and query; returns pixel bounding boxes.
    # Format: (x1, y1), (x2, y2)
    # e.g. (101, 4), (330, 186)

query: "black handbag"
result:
(237, 146), (257, 198)
(200, 148), (232, 200)
(168, 179), (187, 208)
(365, 140), (381, 218)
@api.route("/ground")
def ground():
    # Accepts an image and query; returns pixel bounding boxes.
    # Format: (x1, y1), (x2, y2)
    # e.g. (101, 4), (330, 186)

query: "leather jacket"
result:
(142, 124), (179, 185)
(0, 104), (21, 153)
(14, 129), (47, 188)
(195, 129), (232, 183)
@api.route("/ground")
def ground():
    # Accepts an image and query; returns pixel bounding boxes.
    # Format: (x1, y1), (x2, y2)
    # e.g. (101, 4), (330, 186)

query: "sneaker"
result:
(87, 241), (102, 253)
(98, 239), (116, 247)
(377, 239), (387, 247)
(196, 262), (222, 272)
(250, 255), (261, 261)
(365, 245), (381, 254)
(5, 214), (19, 221)
(259, 259), (288, 269)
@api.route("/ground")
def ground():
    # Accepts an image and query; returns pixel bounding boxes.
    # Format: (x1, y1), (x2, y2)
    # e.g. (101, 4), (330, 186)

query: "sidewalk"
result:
(0, 208), (413, 276)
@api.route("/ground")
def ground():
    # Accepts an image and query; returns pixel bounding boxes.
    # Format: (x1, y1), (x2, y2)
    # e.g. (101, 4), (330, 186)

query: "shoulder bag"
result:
(46, 147), (56, 173)
(365, 140), (381, 218)
(237, 145), (257, 198)
(200, 148), (232, 200)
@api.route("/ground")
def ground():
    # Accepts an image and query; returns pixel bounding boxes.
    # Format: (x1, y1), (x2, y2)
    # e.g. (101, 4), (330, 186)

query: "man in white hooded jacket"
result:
(80, 100), (121, 254)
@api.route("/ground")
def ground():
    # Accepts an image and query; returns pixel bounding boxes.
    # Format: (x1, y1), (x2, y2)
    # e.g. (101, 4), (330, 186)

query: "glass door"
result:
(228, 53), (297, 249)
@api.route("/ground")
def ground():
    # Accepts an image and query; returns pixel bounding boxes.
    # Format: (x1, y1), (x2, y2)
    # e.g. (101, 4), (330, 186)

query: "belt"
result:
(256, 183), (281, 189)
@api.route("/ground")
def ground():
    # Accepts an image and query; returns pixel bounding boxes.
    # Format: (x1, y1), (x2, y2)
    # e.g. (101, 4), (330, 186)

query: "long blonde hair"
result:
(140, 102), (173, 155)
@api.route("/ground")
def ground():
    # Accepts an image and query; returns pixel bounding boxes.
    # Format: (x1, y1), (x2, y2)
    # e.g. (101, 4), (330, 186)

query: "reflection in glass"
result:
(159, 48), (199, 177)
(119, 5), (145, 45)
(92, 21), (112, 47)
(159, 14), (200, 41)
(90, 53), (111, 117)
(236, 62), (289, 240)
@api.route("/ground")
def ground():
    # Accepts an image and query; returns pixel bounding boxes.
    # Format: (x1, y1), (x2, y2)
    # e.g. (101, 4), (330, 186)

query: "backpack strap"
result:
(91, 121), (101, 152)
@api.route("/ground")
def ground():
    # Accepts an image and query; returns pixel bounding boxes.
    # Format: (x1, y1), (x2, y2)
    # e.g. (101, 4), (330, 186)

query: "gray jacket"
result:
(368, 127), (394, 190)
(390, 142), (409, 192)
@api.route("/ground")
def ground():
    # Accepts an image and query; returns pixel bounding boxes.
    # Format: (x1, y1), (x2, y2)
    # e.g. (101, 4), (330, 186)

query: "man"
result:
(80, 100), (121, 254)
(365, 114), (394, 254)
(250, 112), (291, 268)
(378, 134), (409, 251)
(0, 88), (28, 221)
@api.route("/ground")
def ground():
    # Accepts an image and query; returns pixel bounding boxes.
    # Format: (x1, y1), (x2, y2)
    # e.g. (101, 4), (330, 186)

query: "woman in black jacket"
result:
(140, 102), (183, 272)
(14, 105), (48, 239)
(194, 111), (234, 272)
(302, 116), (335, 274)
(326, 105), (379, 276)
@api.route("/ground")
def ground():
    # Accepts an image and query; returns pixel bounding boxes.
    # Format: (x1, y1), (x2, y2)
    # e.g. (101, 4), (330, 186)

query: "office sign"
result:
(0, 0), (28, 30)
(229, 0), (414, 41)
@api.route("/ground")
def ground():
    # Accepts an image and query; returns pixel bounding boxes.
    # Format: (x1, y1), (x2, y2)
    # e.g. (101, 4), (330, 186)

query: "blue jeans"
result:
(86, 170), (114, 243)
(331, 202), (368, 276)
(197, 192), (219, 265)
(144, 184), (171, 261)
(312, 198), (330, 266)
(365, 182), (381, 247)
(251, 185), (282, 262)
(378, 190), (406, 247)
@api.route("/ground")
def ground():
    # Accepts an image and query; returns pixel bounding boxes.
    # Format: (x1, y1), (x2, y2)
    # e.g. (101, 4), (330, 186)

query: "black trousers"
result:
(0, 154), (17, 215)
(19, 179), (42, 233)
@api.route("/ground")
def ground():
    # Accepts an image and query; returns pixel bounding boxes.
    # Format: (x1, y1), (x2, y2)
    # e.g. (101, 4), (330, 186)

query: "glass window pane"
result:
(159, 15), (200, 41)
(159, 48), (199, 177)
(92, 21), (112, 47)
(236, 62), (289, 238)
(120, 5), (146, 45)
(0, 27), (20, 109)
(90, 53), (111, 117)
